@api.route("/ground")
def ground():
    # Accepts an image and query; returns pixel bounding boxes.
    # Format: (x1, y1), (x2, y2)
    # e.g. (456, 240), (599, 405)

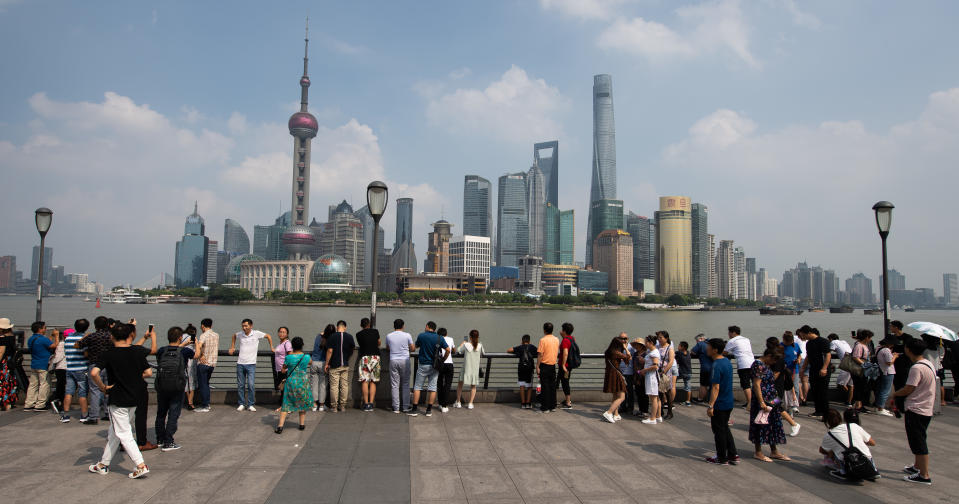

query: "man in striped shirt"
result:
(63, 319), (91, 423)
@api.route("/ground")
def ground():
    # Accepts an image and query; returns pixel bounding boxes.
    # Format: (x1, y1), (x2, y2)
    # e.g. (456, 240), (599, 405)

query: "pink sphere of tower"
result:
(288, 112), (318, 138)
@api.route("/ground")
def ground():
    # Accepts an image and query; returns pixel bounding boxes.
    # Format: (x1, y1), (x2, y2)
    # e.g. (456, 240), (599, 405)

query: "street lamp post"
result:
(34, 207), (53, 322)
(872, 201), (894, 337)
(366, 181), (388, 328)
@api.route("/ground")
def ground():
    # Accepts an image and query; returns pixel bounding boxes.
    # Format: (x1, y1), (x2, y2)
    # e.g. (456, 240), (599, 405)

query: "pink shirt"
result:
(905, 359), (937, 416)
(273, 339), (292, 371)
(877, 347), (895, 375)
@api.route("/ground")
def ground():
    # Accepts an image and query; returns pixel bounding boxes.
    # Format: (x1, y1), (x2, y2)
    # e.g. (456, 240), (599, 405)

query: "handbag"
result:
(754, 409), (770, 425)
(838, 353), (863, 377)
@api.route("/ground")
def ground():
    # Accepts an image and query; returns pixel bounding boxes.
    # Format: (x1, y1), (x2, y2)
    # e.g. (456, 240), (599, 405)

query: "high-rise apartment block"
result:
(716, 240), (736, 299)
(845, 273), (875, 305)
(586, 74), (617, 266)
(654, 196), (692, 295)
(626, 212), (654, 294)
(205, 240), (219, 286)
(517, 255), (544, 295)
(691, 203), (709, 298)
(0, 256), (14, 291)
(707, 234), (717, 298)
(496, 172), (529, 267)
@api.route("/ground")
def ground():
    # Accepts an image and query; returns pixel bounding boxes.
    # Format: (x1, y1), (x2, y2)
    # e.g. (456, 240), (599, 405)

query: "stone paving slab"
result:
(1, 400), (958, 503)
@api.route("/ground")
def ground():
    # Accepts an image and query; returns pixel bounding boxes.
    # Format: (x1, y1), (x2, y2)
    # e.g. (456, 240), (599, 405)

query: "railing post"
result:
(483, 356), (492, 390)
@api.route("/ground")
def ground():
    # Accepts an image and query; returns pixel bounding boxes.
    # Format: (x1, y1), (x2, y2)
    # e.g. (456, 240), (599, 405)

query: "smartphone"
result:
(148, 324), (154, 333)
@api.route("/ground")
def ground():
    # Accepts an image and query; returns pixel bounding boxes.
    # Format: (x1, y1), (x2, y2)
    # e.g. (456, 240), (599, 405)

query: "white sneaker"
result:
(247, 406), (257, 412)
(602, 411), (616, 423)
(237, 405), (245, 411)
(453, 401), (462, 408)
(790, 424), (801, 437)
(876, 409), (894, 417)
(440, 406), (449, 413)
(642, 418), (657, 425)
(311, 405), (318, 412)
(657, 417), (663, 423)
(467, 403), (474, 410)
(318, 405), (326, 411)
(613, 414), (622, 421)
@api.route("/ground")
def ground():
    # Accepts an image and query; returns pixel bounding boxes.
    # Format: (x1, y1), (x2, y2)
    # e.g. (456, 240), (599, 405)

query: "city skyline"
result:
(2, 2), (959, 290)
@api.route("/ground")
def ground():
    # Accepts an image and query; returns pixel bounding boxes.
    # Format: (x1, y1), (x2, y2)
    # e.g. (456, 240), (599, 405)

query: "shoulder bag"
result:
(827, 423), (879, 481)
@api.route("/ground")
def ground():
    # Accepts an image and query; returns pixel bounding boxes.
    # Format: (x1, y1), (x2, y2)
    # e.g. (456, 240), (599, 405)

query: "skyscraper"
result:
(654, 196), (691, 295)
(463, 175), (492, 239)
(424, 220), (453, 273)
(527, 164), (547, 259)
(496, 172), (529, 267)
(282, 23), (320, 260)
(845, 273), (874, 305)
(353, 205), (379, 285)
(0, 256), (15, 291)
(392, 197), (416, 273)
(626, 212), (654, 292)
(586, 74), (616, 266)
(691, 203), (709, 298)
(880, 269), (906, 291)
(589, 199), (624, 260)
(944, 273), (958, 306)
(593, 229), (634, 297)
(533, 141), (559, 207)
(174, 203), (210, 288)
(716, 240), (736, 299)
(31, 245), (53, 282)
(206, 240), (219, 286)
(734, 247), (746, 300)
(223, 219), (251, 256)
(707, 234), (717, 298)
(450, 235), (491, 284)
(544, 204), (560, 264)
(321, 203), (366, 286)
(559, 209), (574, 265)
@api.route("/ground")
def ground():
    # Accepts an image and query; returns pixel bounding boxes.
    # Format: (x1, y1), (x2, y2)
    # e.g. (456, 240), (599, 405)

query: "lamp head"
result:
(872, 201), (894, 235)
(35, 207), (53, 236)
(366, 181), (388, 220)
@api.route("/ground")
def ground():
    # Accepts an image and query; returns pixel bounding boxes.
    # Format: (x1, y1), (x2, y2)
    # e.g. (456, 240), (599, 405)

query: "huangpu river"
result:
(3, 295), (957, 352)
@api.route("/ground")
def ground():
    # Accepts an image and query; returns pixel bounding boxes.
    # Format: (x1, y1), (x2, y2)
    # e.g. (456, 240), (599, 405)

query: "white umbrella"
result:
(907, 321), (958, 342)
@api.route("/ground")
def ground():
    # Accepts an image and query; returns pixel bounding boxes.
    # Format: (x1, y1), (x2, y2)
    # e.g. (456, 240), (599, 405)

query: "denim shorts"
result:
(65, 369), (89, 398)
(413, 364), (438, 391)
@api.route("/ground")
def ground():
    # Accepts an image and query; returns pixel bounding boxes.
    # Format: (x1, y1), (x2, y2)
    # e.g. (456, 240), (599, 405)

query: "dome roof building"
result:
(224, 254), (265, 284)
(311, 254), (351, 286)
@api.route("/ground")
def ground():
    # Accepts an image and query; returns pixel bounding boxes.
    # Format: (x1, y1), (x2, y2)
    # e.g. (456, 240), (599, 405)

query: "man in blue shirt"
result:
(706, 338), (739, 465)
(25, 321), (60, 411)
(408, 321), (447, 417)
(690, 334), (712, 403)
(62, 319), (91, 423)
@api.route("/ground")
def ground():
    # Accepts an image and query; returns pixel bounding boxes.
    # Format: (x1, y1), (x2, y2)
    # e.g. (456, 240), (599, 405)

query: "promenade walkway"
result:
(1, 400), (957, 503)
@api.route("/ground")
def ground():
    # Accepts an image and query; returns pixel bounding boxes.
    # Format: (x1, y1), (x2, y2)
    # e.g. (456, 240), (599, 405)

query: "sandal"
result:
(298, 424), (305, 431)
(753, 454), (773, 462)
(770, 454), (792, 461)
(274, 426), (283, 434)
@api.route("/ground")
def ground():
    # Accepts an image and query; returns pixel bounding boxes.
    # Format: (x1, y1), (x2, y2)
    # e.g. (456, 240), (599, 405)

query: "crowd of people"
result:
(0, 314), (955, 487)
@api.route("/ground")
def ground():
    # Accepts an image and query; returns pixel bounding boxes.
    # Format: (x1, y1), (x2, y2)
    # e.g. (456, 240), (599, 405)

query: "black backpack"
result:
(155, 346), (186, 393)
(828, 422), (879, 481)
(566, 338), (582, 369)
(518, 345), (534, 370)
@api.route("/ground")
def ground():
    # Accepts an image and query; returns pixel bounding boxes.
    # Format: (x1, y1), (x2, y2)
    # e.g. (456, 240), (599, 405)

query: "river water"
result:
(4, 295), (958, 353)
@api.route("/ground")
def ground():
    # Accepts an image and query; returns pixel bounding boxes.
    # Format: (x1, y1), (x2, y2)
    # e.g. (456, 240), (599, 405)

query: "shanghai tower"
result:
(586, 74), (617, 266)
(282, 21), (319, 259)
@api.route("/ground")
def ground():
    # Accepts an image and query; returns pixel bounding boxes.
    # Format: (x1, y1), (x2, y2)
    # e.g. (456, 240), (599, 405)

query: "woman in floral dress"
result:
(275, 337), (312, 434)
(749, 347), (790, 462)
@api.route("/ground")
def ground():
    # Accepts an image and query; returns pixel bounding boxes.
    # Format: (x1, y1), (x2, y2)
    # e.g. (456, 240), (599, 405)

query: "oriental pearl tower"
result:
(282, 20), (319, 260)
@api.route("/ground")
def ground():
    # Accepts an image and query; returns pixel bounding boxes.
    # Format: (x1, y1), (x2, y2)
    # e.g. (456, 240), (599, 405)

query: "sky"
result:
(1, 0), (958, 292)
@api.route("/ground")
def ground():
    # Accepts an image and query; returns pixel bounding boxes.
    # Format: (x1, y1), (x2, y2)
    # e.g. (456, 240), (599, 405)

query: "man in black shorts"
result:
(691, 334), (711, 402)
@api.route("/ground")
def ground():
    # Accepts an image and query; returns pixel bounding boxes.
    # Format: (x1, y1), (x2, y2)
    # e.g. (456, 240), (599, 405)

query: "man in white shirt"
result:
(724, 326), (754, 406)
(385, 318), (415, 413)
(227, 318), (273, 412)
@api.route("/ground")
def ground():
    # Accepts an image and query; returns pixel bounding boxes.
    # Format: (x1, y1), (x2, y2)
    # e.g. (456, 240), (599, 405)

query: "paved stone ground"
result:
(1, 400), (957, 503)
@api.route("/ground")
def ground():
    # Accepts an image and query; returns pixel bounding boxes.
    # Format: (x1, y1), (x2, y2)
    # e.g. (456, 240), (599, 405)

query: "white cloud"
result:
(181, 105), (204, 124)
(779, 0), (821, 30)
(597, 17), (695, 59)
(448, 67), (472, 80)
(659, 88), (959, 288)
(0, 92), (435, 287)
(539, 0), (635, 21)
(424, 65), (568, 144)
(597, 0), (759, 67)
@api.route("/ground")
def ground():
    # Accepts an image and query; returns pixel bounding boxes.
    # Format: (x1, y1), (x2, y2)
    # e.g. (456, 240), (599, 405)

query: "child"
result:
(508, 334), (537, 409)
(454, 329), (484, 409)
(677, 341), (693, 406)
(630, 339), (648, 416)
(819, 408), (877, 481)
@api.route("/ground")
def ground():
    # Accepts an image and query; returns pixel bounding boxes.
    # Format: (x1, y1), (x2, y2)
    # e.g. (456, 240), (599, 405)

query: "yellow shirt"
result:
(537, 334), (559, 365)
